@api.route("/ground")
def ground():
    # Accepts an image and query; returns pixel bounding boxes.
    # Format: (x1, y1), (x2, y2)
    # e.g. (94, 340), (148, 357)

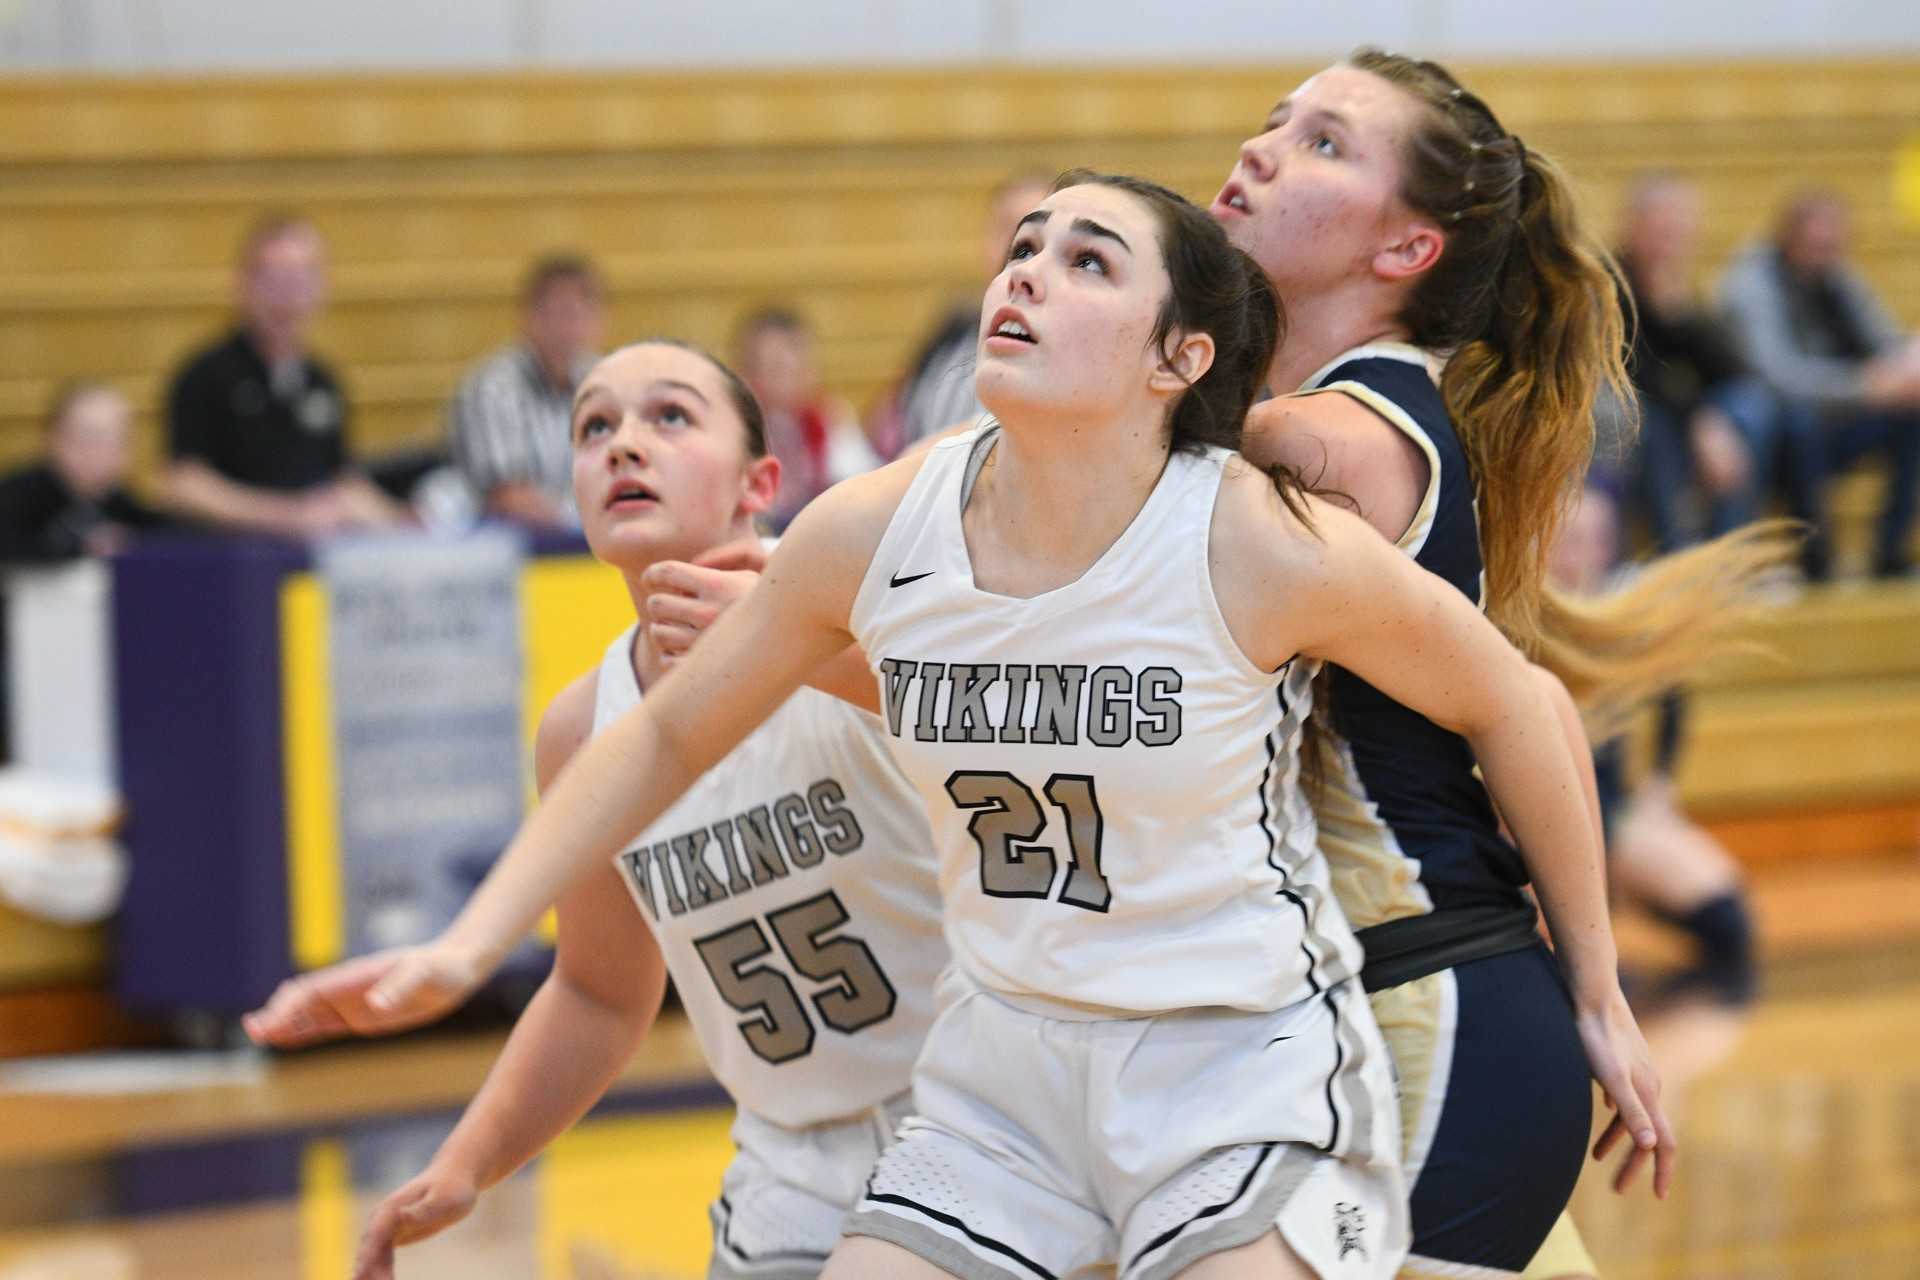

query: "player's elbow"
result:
(1454, 648), (1551, 746)
(1528, 662), (1590, 750)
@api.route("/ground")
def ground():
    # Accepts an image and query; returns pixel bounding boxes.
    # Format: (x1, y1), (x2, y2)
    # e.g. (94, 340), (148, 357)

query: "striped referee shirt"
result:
(447, 343), (593, 525)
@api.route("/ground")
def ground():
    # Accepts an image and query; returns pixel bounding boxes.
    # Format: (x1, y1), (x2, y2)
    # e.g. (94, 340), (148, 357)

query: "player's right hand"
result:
(352, 1165), (480, 1280)
(242, 943), (484, 1049)
(641, 554), (766, 662)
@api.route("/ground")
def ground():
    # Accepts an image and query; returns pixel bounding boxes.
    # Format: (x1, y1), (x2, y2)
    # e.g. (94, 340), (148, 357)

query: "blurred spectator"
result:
(0, 382), (169, 564)
(1615, 174), (1781, 552)
(1721, 189), (1920, 578)
(733, 308), (877, 527)
(870, 171), (1054, 456)
(162, 214), (407, 538)
(447, 254), (606, 530)
(0, 382), (171, 763)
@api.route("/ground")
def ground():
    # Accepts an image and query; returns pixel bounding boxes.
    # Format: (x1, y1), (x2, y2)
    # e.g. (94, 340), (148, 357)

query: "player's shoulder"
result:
(772, 437), (956, 584)
(1211, 456), (1381, 614)
(535, 666), (601, 791)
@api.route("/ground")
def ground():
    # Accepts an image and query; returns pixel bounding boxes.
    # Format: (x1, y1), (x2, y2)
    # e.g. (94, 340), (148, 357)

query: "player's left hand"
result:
(243, 948), (458, 1049)
(1579, 985), (1678, 1197)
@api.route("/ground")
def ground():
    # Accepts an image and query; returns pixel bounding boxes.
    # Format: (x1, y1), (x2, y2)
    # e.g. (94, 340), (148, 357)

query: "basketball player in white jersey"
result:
(246, 339), (947, 1280)
(288, 172), (1612, 1279)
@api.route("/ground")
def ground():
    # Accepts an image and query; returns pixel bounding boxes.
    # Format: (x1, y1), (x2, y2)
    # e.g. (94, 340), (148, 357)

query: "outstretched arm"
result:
(1308, 506), (1670, 1196)
(345, 860), (668, 1280)
(365, 467), (902, 1017)
(267, 675), (670, 1280)
(1215, 473), (1674, 1198)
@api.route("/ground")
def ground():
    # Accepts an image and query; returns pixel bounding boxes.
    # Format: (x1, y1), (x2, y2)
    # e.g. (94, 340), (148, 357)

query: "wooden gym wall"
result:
(1, 59), (1917, 480)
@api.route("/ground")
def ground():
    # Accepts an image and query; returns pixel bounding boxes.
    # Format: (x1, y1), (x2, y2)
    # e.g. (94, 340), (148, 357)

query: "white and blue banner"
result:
(320, 529), (528, 955)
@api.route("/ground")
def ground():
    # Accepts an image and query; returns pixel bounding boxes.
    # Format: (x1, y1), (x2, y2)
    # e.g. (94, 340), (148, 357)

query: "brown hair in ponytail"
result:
(1347, 48), (1627, 649)
(1347, 48), (1792, 706)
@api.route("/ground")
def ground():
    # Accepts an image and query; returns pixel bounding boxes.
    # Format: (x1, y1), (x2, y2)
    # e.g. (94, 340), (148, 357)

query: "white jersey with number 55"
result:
(595, 625), (946, 1128)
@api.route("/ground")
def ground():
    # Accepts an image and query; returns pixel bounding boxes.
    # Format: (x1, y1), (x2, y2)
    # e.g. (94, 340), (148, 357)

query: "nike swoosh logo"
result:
(1266, 1035), (1296, 1048)
(888, 571), (936, 588)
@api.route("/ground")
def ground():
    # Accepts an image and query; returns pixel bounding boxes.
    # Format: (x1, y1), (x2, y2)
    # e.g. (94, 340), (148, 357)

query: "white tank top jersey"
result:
(849, 426), (1358, 1018)
(593, 626), (946, 1128)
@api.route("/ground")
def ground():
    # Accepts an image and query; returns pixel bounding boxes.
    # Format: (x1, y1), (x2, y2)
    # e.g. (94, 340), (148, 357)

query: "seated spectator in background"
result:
(0, 382), (171, 763)
(0, 382), (170, 564)
(447, 254), (606, 529)
(163, 214), (407, 539)
(1721, 188), (1920, 578)
(869, 171), (1053, 456)
(1615, 173), (1781, 552)
(732, 307), (876, 527)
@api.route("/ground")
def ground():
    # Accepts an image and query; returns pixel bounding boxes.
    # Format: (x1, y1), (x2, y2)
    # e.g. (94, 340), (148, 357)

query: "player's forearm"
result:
(1469, 674), (1620, 1002)
(429, 971), (653, 1191)
(443, 707), (699, 971)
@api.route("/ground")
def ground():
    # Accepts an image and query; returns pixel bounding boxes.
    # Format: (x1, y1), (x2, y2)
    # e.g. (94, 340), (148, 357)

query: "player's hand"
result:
(242, 944), (487, 1049)
(352, 1164), (480, 1280)
(1578, 985), (1677, 1198)
(640, 557), (763, 661)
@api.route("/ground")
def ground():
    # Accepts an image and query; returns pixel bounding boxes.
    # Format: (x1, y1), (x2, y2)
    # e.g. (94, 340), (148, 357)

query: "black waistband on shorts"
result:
(1355, 900), (1543, 992)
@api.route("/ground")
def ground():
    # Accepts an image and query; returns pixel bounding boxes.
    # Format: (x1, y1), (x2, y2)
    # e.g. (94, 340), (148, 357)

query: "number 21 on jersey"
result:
(946, 770), (1112, 912)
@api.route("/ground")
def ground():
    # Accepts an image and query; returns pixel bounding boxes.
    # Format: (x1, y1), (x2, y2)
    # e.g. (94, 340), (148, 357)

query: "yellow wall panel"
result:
(537, 1108), (736, 1280)
(280, 573), (344, 971)
(276, 552), (630, 970)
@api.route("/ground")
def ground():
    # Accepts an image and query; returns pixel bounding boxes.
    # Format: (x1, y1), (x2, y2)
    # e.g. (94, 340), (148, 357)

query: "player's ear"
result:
(739, 453), (780, 518)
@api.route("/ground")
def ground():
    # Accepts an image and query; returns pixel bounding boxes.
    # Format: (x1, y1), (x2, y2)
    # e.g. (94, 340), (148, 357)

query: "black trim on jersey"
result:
(1126, 1142), (1278, 1273)
(1316, 975), (1347, 1157)
(1279, 887), (1345, 1156)
(714, 1194), (833, 1267)
(1256, 681), (1345, 1153)
(861, 1190), (1057, 1280)
(1257, 690), (1283, 875)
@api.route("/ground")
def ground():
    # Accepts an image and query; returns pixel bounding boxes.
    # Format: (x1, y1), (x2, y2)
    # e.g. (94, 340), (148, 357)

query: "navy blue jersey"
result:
(1293, 345), (1532, 950)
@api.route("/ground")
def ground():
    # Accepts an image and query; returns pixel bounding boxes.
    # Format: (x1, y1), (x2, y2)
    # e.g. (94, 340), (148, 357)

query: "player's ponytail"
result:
(1348, 48), (1795, 713)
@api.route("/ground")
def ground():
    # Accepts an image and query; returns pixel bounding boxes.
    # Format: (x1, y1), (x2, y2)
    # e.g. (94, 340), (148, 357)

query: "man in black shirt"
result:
(163, 214), (406, 538)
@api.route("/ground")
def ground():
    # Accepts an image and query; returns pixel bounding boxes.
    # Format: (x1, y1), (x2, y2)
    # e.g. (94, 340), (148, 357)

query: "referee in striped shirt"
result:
(447, 255), (607, 529)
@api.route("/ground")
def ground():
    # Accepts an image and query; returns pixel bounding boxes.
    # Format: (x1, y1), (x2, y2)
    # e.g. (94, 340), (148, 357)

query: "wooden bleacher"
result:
(1683, 583), (1920, 859)
(2, 60), (1918, 477)
(0, 61), (1915, 1051)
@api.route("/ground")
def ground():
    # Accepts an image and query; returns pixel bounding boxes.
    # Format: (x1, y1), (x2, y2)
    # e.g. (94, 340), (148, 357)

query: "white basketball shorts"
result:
(843, 968), (1408, 1279)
